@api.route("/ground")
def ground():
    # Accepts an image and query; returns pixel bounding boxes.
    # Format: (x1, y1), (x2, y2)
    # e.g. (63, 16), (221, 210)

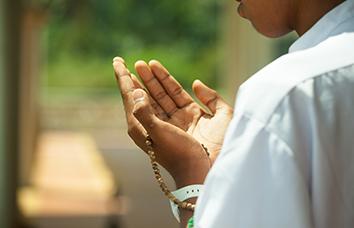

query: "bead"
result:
(154, 169), (160, 174)
(202, 144), (210, 157)
(146, 137), (196, 212)
(151, 161), (157, 165)
(167, 193), (173, 199)
(161, 186), (168, 192)
(157, 178), (164, 184)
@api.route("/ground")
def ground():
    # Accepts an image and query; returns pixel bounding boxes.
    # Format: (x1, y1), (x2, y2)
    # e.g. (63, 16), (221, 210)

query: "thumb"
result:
(132, 89), (159, 134)
(132, 88), (146, 103)
(192, 80), (231, 115)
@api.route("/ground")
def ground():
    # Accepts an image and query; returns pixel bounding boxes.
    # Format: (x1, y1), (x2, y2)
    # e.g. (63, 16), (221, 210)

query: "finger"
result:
(131, 74), (169, 121)
(113, 59), (135, 112)
(192, 80), (233, 115)
(149, 60), (195, 108)
(130, 73), (145, 90)
(135, 60), (179, 117)
(113, 58), (148, 150)
(132, 89), (163, 137)
(132, 89), (210, 178)
(132, 89), (187, 153)
(113, 57), (126, 67)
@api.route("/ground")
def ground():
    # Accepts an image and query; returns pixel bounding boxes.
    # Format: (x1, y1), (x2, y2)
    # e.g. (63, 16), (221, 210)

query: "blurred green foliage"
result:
(43, 0), (222, 90)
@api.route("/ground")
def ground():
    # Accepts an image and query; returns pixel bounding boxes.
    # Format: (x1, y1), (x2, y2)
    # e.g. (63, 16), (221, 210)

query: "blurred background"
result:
(0, 0), (297, 227)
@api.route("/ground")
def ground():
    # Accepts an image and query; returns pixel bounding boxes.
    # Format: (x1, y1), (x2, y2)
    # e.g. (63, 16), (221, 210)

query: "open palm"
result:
(133, 60), (234, 164)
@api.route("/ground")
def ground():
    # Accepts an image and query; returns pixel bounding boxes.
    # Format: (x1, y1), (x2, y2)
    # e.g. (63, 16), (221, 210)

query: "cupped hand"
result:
(113, 57), (233, 185)
(133, 59), (233, 163)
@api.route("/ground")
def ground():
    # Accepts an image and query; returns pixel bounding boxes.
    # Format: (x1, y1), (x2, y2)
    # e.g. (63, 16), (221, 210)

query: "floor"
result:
(19, 129), (178, 228)
(19, 92), (179, 228)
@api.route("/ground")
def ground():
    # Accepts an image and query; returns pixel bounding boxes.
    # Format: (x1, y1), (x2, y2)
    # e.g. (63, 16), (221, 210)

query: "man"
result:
(113, 0), (354, 227)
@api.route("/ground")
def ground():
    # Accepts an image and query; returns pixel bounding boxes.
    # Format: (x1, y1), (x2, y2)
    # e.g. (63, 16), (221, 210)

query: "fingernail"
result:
(133, 89), (145, 103)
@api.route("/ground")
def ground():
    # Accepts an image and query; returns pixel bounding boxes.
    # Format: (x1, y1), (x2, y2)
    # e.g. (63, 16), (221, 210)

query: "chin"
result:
(262, 31), (292, 38)
(252, 23), (293, 38)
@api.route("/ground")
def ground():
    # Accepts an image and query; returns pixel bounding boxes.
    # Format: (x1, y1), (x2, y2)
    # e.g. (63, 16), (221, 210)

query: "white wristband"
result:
(170, 184), (204, 222)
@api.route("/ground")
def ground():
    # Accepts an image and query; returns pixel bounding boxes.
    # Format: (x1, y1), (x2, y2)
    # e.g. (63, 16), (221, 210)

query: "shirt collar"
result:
(289, 0), (354, 53)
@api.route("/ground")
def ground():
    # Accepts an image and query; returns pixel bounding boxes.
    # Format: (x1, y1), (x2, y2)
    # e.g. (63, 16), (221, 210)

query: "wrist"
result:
(174, 158), (210, 189)
(173, 146), (211, 189)
(170, 184), (205, 223)
(144, 135), (210, 227)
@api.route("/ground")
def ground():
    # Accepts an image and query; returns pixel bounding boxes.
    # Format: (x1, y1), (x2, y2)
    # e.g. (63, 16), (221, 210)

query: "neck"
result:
(293, 0), (346, 36)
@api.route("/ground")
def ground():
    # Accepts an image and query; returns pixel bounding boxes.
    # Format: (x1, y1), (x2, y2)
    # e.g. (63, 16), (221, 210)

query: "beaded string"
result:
(146, 134), (197, 211)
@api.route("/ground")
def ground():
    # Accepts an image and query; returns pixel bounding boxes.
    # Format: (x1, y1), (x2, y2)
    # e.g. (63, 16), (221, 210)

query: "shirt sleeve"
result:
(194, 113), (313, 228)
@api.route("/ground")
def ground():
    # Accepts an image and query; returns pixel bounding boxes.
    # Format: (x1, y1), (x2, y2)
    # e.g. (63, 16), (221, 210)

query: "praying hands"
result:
(113, 57), (233, 227)
(113, 57), (233, 187)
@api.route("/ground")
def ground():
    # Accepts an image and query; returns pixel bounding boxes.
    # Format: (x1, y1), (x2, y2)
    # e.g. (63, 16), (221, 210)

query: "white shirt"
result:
(195, 0), (354, 227)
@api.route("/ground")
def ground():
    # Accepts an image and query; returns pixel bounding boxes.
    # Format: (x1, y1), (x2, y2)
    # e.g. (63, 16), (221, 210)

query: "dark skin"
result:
(114, 0), (345, 227)
(113, 57), (233, 183)
(113, 58), (233, 225)
(237, 0), (345, 37)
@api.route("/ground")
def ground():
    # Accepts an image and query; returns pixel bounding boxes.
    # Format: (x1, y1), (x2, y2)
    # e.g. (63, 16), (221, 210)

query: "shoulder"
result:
(234, 32), (354, 124)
